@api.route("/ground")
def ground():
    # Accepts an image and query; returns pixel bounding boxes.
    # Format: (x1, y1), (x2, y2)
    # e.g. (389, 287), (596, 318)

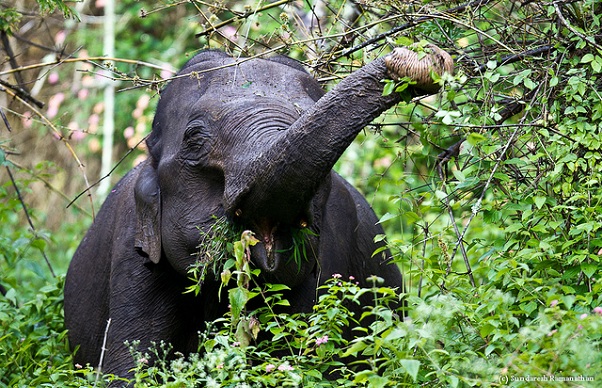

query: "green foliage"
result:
(0, 8), (22, 34)
(95, 235), (602, 386)
(186, 216), (241, 296)
(0, 1), (75, 34)
(0, 277), (75, 386)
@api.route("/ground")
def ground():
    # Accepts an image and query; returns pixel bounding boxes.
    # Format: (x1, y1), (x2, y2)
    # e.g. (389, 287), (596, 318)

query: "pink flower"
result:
(123, 126), (135, 139)
(48, 72), (59, 84)
(278, 364), (293, 371)
(316, 335), (329, 346)
(138, 357), (148, 364)
(22, 111), (33, 128)
(593, 306), (602, 316)
(55, 30), (66, 46)
(580, 313), (588, 320)
(78, 89), (89, 100)
(265, 364), (276, 373)
(75, 363), (82, 369)
(550, 300), (558, 307)
(332, 273), (342, 279)
(547, 329), (557, 337)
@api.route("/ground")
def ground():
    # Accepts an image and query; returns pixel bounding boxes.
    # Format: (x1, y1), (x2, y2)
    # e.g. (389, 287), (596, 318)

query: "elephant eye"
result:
(181, 124), (211, 164)
(184, 125), (206, 143)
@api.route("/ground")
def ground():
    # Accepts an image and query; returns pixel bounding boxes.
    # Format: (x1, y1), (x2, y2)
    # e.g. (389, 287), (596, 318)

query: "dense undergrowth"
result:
(1, 225), (601, 387)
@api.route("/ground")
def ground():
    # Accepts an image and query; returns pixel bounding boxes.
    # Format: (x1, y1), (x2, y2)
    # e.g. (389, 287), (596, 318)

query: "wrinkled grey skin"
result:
(64, 50), (408, 378)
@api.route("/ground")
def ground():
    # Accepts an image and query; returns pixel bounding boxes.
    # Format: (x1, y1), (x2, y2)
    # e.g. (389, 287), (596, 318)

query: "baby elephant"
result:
(64, 46), (452, 377)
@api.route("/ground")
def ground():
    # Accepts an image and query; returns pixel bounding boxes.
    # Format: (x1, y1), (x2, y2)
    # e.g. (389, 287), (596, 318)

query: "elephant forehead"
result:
(188, 57), (320, 101)
(197, 96), (303, 124)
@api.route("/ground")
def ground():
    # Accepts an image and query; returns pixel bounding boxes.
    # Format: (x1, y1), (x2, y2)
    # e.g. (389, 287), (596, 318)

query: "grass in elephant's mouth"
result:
(284, 227), (318, 271)
(187, 217), (317, 293)
(187, 216), (241, 295)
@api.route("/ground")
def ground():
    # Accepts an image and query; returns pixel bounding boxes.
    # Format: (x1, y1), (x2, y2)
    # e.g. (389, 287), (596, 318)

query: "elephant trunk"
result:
(225, 46), (453, 225)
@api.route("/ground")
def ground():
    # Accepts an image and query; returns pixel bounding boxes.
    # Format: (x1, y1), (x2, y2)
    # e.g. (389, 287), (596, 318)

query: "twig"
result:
(554, 2), (602, 52)
(5, 165), (56, 278)
(95, 318), (112, 387)
(195, 0), (294, 37)
(1, 31), (26, 87)
(3, 86), (96, 218)
(0, 56), (174, 78)
(0, 107), (11, 131)
(437, 161), (476, 288)
(0, 79), (45, 109)
(67, 135), (148, 209)
(417, 222), (429, 298)
(339, 0), (496, 59)
(474, 45), (555, 73)
(0, 31), (45, 108)
(7, 159), (92, 217)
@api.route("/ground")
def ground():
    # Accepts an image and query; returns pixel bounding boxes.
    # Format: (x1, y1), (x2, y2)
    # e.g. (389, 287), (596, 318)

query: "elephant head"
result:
(133, 47), (452, 286)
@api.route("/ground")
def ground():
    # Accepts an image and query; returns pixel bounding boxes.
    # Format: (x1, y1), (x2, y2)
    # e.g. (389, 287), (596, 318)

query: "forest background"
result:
(1, 0), (601, 386)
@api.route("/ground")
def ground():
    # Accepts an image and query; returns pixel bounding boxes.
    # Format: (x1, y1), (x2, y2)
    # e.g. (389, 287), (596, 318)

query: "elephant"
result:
(64, 45), (453, 378)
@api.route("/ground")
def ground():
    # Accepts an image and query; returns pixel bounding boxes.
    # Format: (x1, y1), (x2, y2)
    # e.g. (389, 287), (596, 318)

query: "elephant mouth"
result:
(247, 219), (316, 286)
(250, 220), (281, 272)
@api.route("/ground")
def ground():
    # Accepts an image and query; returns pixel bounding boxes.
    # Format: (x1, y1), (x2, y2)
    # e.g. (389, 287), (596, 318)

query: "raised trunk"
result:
(224, 58), (397, 224)
(225, 46), (452, 225)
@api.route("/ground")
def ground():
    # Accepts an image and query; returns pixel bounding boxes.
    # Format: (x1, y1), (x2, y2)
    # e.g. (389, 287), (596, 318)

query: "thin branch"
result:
(0, 107), (10, 131)
(7, 159), (92, 217)
(0, 56), (175, 78)
(95, 318), (112, 387)
(194, 0), (294, 38)
(339, 0), (496, 59)
(1, 31), (26, 87)
(474, 45), (555, 73)
(0, 31), (45, 108)
(67, 135), (149, 209)
(3, 86), (96, 219)
(0, 79), (45, 109)
(554, 2), (602, 52)
(5, 165), (56, 278)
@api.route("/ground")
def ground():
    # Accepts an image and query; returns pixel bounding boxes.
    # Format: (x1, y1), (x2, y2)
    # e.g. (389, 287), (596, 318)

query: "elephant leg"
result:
(103, 259), (216, 378)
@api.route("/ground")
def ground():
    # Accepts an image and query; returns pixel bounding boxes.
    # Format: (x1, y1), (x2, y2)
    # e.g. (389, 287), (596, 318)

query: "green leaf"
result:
(265, 283), (290, 292)
(342, 340), (368, 357)
(523, 77), (537, 90)
(592, 57), (602, 73)
(4, 288), (17, 305)
(533, 196), (546, 209)
(382, 80), (396, 96)
(581, 263), (598, 278)
(400, 359), (420, 381)
(505, 222), (523, 233)
(581, 53), (595, 63)
(403, 211), (421, 224)
(452, 169), (465, 182)
(378, 212), (397, 224)
(31, 238), (47, 251)
(467, 132), (487, 145)
(229, 287), (249, 321)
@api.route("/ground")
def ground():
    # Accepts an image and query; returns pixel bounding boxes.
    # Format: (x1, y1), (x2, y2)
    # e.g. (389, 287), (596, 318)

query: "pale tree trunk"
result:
(98, 0), (116, 198)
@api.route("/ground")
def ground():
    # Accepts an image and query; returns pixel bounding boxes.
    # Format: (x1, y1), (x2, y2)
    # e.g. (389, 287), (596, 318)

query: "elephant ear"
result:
(134, 162), (162, 264)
